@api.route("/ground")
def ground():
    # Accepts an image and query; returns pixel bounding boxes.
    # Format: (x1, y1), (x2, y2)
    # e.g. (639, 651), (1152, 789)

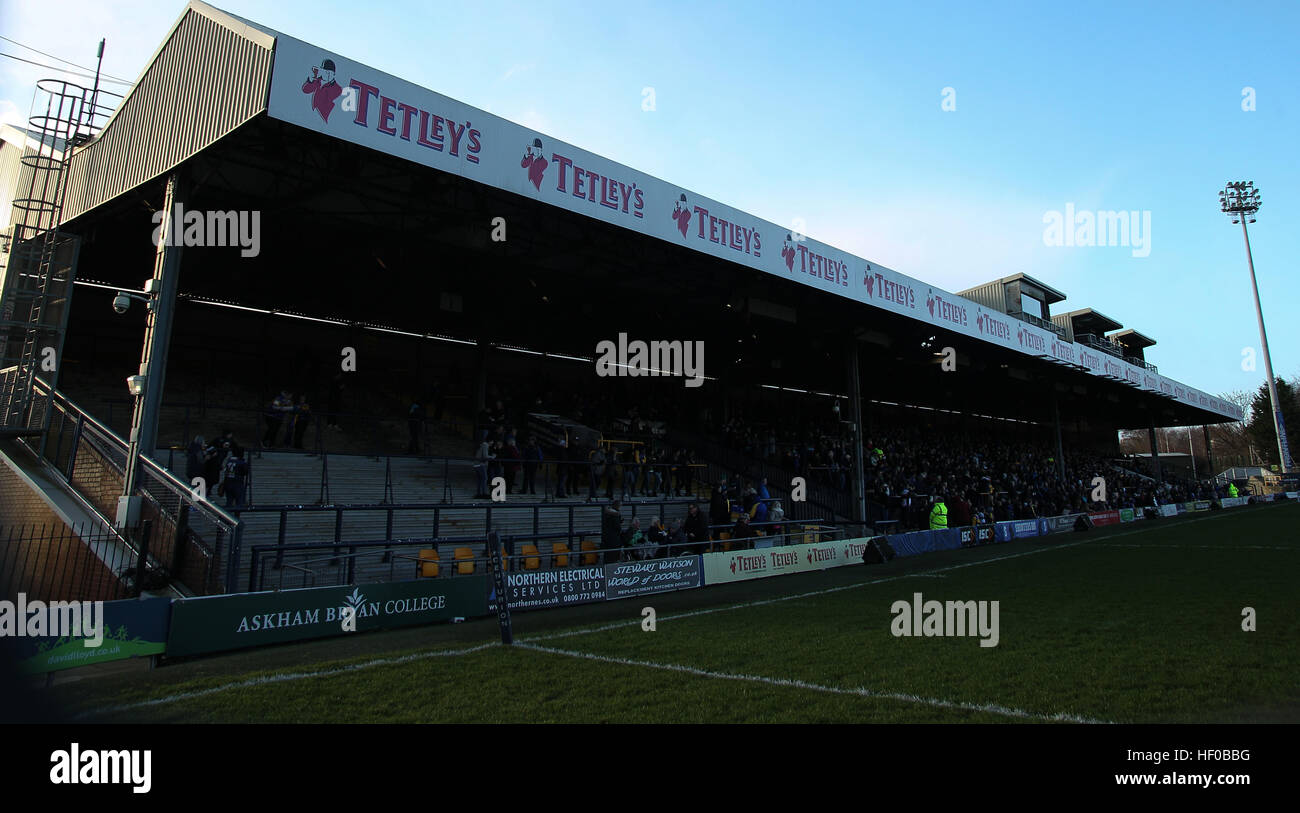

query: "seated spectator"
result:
(666, 518), (689, 556)
(622, 517), (647, 562)
(643, 517), (668, 559)
(730, 513), (758, 549)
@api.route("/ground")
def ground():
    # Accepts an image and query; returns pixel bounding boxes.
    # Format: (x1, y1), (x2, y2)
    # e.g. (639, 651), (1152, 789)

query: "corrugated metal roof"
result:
(60, 1), (276, 222)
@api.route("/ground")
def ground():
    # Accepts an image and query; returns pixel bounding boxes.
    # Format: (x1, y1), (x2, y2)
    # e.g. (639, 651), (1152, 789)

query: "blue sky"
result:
(2, 0), (1296, 405)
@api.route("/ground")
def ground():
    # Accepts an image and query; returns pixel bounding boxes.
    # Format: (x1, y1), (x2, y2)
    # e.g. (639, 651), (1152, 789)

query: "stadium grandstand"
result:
(0, 0), (1267, 622)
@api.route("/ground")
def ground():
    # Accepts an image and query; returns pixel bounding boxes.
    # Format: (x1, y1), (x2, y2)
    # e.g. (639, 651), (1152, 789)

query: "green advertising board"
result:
(167, 576), (489, 657)
(15, 597), (171, 675)
(1119, 508), (1135, 523)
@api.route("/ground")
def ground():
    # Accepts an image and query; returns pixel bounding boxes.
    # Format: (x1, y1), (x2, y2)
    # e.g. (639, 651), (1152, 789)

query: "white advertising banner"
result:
(264, 32), (1241, 422)
(701, 538), (874, 586)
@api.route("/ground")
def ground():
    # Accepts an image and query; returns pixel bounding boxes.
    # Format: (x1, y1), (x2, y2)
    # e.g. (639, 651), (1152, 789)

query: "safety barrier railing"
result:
(246, 519), (830, 592)
(24, 380), (243, 595)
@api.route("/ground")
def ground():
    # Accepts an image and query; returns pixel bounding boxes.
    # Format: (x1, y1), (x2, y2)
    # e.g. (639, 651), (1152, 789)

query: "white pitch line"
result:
(517, 642), (1110, 724)
(76, 641), (502, 720)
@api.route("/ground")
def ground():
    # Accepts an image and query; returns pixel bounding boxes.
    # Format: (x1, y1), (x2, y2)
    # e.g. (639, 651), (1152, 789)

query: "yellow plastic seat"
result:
(580, 539), (599, 565)
(454, 546), (475, 575)
(417, 548), (439, 578)
(521, 543), (541, 570)
(552, 542), (571, 568)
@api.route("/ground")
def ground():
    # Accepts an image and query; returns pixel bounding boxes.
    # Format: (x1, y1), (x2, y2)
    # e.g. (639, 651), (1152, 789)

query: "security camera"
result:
(113, 292), (132, 314)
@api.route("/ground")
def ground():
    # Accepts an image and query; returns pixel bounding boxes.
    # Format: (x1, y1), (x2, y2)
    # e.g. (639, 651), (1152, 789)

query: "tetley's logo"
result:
(522, 138), (644, 218)
(976, 311), (1011, 340)
(303, 56), (482, 163)
(926, 289), (968, 326)
(1017, 326), (1046, 353)
(672, 193), (761, 256)
(863, 264), (916, 309)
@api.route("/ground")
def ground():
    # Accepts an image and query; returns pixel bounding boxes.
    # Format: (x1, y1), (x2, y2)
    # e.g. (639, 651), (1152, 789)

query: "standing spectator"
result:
(221, 445), (249, 509)
(601, 500), (623, 565)
(709, 481), (730, 540)
(203, 433), (228, 494)
(472, 432), (494, 499)
(263, 390), (293, 449)
(588, 445), (606, 502)
(684, 503), (710, 554)
(291, 394), (313, 450)
(186, 435), (205, 487)
(604, 447), (620, 499)
(500, 437), (522, 494)
(407, 397), (425, 454)
(523, 437), (542, 495)
(622, 447), (640, 498)
(768, 500), (786, 538)
(555, 438), (570, 499)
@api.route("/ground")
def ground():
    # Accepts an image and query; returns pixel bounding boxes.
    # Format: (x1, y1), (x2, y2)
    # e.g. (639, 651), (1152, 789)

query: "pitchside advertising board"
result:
(604, 557), (701, 600)
(497, 566), (607, 611)
(13, 597), (170, 674)
(263, 32), (1239, 422)
(167, 576), (488, 656)
(702, 538), (874, 585)
(497, 558), (702, 610)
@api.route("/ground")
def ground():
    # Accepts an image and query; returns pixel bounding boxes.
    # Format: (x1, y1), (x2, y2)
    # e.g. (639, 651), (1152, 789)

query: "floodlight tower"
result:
(1219, 181), (1293, 473)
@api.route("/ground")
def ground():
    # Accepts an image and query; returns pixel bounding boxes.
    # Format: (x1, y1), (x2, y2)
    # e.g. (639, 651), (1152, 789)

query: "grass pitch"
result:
(54, 502), (1300, 723)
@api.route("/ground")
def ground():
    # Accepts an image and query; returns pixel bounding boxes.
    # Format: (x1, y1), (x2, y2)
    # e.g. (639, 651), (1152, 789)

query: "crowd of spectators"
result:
(596, 488), (785, 562)
(184, 428), (249, 509)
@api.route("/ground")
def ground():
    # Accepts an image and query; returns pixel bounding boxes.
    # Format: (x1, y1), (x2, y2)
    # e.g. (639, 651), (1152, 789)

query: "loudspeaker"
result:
(862, 538), (895, 564)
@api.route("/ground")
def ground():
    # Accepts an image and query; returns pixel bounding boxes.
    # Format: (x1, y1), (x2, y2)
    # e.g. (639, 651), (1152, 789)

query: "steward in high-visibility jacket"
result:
(929, 498), (948, 530)
(1228, 483), (1239, 498)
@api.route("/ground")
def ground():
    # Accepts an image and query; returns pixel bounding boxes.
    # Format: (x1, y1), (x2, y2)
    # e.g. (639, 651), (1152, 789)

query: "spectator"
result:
(555, 437), (571, 499)
(407, 397), (425, 454)
(290, 393), (313, 450)
(730, 513), (758, 549)
(684, 503), (710, 554)
(643, 517), (667, 559)
(622, 517), (647, 561)
(523, 437), (542, 495)
(666, 518), (688, 556)
(588, 444), (606, 502)
(186, 435), (205, 486)
(472, 432), (494, 499)
(709, 481), (730, 540)
(263, 390), (293, 449)
(500, 437), (522, 494)
(203, 432), (230, 494)
(601, 500), (623, 565)
(768, 500), (786, 538)
(221, 445), (249, 509)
